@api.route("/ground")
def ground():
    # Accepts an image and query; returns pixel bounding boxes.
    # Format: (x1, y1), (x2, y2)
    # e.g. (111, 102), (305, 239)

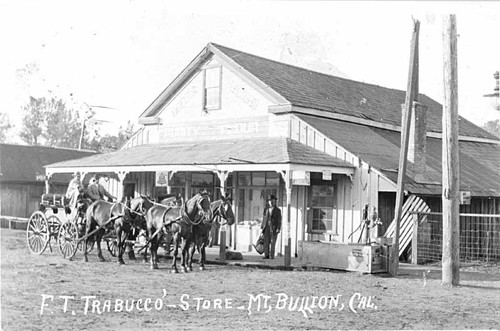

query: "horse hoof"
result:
(128, 252), (136, 260)
(118, 260), (125, 265)
(151, 264), (158, 270)
(83, 258), (88, 263)
(99, 258), (106, 262)
(199, 266), (205, 271)
(171, 269), (179, 274)
(188, 267), (193, 272)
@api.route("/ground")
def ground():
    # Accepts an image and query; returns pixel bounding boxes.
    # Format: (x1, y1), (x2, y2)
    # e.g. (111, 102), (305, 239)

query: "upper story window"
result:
(203, 66), (222, 111)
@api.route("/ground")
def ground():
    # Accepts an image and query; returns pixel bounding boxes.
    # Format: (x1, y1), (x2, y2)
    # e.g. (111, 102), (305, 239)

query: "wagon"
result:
(26, 193), (88, 258)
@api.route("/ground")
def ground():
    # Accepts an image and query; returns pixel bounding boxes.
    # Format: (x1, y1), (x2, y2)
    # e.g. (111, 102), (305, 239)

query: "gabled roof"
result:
(298, 114), (500, 196)
(0, 144), (96, 184)
(45, 137), (354, 170)
(141, 42), (496, 140)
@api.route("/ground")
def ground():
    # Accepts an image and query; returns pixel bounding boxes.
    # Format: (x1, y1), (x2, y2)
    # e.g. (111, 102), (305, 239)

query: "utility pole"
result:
(442, 14), (460, 286)
(389, 19), (420, 276)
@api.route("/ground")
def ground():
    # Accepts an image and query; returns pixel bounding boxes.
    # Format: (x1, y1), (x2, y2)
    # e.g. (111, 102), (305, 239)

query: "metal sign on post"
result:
(36, 174), (47, 181)
(460, 191), (471, 205)
(155, 171), (169, 187)
(292, 171), (310, 185)
(322, 170), (332, 181)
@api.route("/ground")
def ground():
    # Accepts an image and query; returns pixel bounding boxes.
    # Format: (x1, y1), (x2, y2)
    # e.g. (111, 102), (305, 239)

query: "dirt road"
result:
(1, 229), (499, 330)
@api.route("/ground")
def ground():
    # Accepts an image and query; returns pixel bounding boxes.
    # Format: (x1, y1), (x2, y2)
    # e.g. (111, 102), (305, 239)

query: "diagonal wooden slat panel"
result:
(384, 194), (430, 256)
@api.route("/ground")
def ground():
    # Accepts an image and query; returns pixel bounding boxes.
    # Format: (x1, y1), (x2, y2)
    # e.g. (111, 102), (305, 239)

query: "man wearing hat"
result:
(261, 194), (282, 259)
(87, 174), (116, 202)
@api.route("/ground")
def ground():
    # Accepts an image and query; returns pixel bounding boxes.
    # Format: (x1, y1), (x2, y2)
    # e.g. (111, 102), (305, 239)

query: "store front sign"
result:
(155, 171), (169, 187)
(292, 171), (310, 186)
(158, 116), (268, 142)
(322, 170), (332, 181)
(460, 191), (471, 205)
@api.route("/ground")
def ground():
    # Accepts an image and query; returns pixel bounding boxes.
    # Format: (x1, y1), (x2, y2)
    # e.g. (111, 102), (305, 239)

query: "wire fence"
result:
(414, 212), (500, 264)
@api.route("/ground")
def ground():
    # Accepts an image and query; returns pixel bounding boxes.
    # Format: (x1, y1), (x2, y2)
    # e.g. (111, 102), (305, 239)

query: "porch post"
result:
(79, 171), (87, 185)
(45, 170), (53, 194)
(116, 171), (129, 201)
(215, 170), (230, 262)
(284, 170), (292, 267)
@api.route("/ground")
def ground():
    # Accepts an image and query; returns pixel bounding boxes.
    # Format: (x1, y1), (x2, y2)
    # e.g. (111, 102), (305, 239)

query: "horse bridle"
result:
(213, 200), (231, 226)
(180, 194), (212, 225)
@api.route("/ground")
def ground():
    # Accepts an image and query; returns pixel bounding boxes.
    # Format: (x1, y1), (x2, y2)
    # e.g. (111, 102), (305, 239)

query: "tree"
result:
(87, 121), (135, 153)
(19, 96), (90, 148)
(18, 95), (133, 152)
(0, 112), (14, 143)
(44, 98), (82, 147)
(20, 96), (46, 145)
(482, 119), (500, 138)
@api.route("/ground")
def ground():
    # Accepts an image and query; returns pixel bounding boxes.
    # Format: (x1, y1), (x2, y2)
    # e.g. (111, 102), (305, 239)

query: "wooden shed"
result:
(0, 143), (95, 219)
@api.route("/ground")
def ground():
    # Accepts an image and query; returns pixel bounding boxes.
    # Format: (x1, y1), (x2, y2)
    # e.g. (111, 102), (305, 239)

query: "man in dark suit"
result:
(261, 195), (282, 259)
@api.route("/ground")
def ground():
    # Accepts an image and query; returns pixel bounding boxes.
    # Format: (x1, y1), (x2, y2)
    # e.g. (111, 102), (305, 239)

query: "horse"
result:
(187, 194), (235, 271)
(124, 195), (155, 261)
(82, 200), (130, 264)
(73, 195), (93, 237)
(145, 192), (212, 272)
(158, 193), (183, 207)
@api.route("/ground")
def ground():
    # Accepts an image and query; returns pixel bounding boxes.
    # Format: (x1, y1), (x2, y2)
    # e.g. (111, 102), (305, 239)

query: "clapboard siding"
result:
(1, 183), (66, 218)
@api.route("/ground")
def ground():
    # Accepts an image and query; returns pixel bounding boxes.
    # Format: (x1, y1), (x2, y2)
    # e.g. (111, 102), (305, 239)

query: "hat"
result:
(267, 194), (277, 201)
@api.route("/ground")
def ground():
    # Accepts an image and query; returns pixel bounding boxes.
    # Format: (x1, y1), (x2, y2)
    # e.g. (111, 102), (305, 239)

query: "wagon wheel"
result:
(107, 239), (118, 257)
(26, 211), (49, 255)
(57, 222), (79, 259)
(46, 215), (62, 253)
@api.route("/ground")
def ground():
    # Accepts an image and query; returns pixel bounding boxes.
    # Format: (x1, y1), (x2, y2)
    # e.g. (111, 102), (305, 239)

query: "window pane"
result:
(252, 172), (265, 186)
(312, 207), (333, 232)
(204, 88), (220, 109)
(168, 172), (186, 186)
(205, 67), (220, 88)
(226, 173), (233, 188)
(311, 185), (335, 207)
(192, 173), (213, 187)
(266, 172), (280, 186)
(238, 172), (251, 186)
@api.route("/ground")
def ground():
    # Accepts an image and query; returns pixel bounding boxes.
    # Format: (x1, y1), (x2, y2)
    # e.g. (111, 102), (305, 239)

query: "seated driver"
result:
(87, 174), (116, 202)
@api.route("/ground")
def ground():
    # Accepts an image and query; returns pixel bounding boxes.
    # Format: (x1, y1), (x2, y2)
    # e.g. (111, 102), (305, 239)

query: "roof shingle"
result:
(298, 114), (500, 196)
(211, 43), (496, 140)
(0, 144), (96, 183)
(46, 137), (354, 169)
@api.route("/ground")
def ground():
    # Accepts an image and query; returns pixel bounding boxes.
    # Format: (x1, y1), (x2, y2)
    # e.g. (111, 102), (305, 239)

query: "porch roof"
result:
(45, 137), (354, 175)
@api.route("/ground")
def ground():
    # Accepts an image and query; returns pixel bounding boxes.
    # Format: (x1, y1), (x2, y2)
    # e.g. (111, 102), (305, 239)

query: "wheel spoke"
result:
(58, 222), (78, 259)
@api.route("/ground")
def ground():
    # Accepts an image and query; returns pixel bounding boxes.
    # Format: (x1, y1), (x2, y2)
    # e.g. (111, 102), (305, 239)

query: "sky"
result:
(1, 0), (499, 141)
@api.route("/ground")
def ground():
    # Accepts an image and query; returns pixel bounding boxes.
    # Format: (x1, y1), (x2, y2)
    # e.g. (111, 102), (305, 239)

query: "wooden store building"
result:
(45, 43), (500, 261)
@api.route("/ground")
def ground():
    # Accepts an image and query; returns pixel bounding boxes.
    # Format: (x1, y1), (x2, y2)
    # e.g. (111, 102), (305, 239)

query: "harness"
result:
(137, 194), (211, 252)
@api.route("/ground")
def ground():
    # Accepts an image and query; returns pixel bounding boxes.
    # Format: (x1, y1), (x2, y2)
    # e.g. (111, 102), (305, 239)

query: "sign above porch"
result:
(157, 115), (269, 142)
(292, 171), (310, 186)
